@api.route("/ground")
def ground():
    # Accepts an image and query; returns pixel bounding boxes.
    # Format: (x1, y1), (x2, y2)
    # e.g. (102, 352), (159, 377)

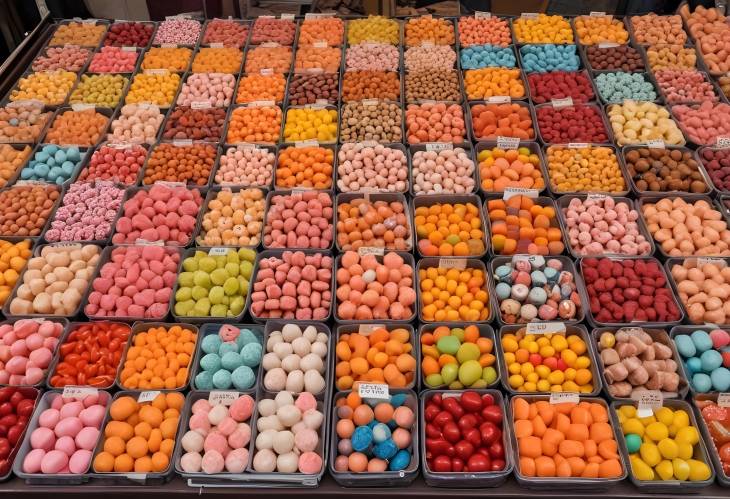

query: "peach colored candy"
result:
(177, 73), (236, 107)
(245, 46), (292, 74)
(412, 148), (475, 195)
(404, 45), (456, 71)
(336, 198), (410, 250)
(32, 46), (90, 72)
(264, 191), (333, 249)
(202, 19), (249, 47)
(107, 104), (164, 144)
(0, 145), (31, 187)
(405, 102), (466, 144)
(458, 16), (511, 47)
(630, 13), (687, 45)
(152, 18), (201, 45)
(642, 197), (730, 256)
(670, 258), (730, 324)
(215, 145), (275, 187)
(141, 47), (192, 72)
(88, 47), (138, 73)
(654, 70), (718, 104)
(298, 17), (344, 46)
(0, 102), (51, 144)
(345, 43), (399, 72)
(573, 16), (629, 45)
(336, 143), (408, 192)
(249, 250), (332, 320)
(294, 46), (341, 73)
(404, 17), (455, 47)
(645, 44), (697, 71)
(683, 5), (730, 75)
(236, 73), (286, 103)
(335, 251), (416, 321)
(49, 22), (106, 47)
(44, 109), (108, 147)
(191, 47), (242, 73)
(672, 101), (730, 145)
(197, 188), (265, 246)
(249, 18), (296, 45)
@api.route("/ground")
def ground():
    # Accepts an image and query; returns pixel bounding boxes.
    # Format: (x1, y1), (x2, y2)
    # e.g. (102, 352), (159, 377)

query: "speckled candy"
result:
(194, 326), (261, 390)
(45, 181), (124, 242)
(460, 45), (516, 69)
(595, 72), (657, 103)
(520, 44), (580, 73)
(153, 19), (202, 45)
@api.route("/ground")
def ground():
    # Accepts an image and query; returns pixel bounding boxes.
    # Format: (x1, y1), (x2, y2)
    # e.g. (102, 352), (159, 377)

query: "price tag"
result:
(106, 142), (134, 150)
(135, 239), (164, 246)
(121, 46), (137, 52)
(503, 187), (539, 200)
(7, 99), (44, 108)
(497, 136), (520, 149)
(718, 393), (730, 408)
(295, 139), (319, 148)
(621, 327), (644, 336)
(81, 19), (98, 24)
(597, 42), (620, 48)
(589, 11), (608, 16)
(260, 42), (281, 48)
(137, 391), (161, 404)
(71, 103), (94, 111)
(421, 41), (434, 48)
(306, 102), (327, 109)
(487, 96), (510, 103)
(313, 41), (328, 48)
(361, 99), (379, 106)
(190, 101), (212, 110)
(52, 242), (82, 249)
(305, 12), (335, 19)
(550, 392), (579, 404)
(705, 323), (721, 329)
(425, 143), (453, 152)
(526, 322), (567, 335)
(248, 100), (275, 107)
(281, 14), (295, 20)
(717, 137), (730, 148)
(438, 258), (467, 269)
(172, 139), (193, 147)
(358, 247), (384, 256)
(697, 257), (727, 268)
(636, 390), (662, 417)
(259, 15), (275, 19)
(315, 99), (330, 106)
(587, 193), (607, 201)
(160, 43), (178, 48)
(209, 42), (224, 48)
(551, 97), (573, 108)
(16, 180), (47, 186)
(209, 247), (229, 256)
(358, 324), (385, 335)
(474, 11), (491, 18)
(134, 102), (157, 110)
(360, 141), (379, 147)
(154, 180), (186, 188)
(646, 139), (665, 149)
(62, 386), (98, 399)
(305, 67), (325, 74)
(144, 69), (169, 75)
(260, 68), (274, 76)
(567, 143), (589, 149)
(358, 383), (389, 399)
(521, 13), (539, 20)
(209, 391), (239, 405)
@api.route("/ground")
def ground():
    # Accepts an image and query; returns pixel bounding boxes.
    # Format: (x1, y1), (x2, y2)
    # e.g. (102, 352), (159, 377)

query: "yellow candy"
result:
(675, 426), (699, 445)
(126, 73), (181, 107)
(630, 455), (655, 481)
(645, 422), (669, 442)
(657, 438), (678, 459)
(672, 458), (690, 481)
(687, 459), (711, 481)
(347, 16), (399, 45)
(640, 442), (661, 467)
(655, 407), (674, 427)
(69, 74), (127, 108)
(677, 442), (693, 460)
(619, 405), (637, 419)
(622, 418), (645, 437)
(512, 14), (573, 44)
(655, 459), (674, 480)
(283, 108), (338, 143)
(10, 71), (76, 105)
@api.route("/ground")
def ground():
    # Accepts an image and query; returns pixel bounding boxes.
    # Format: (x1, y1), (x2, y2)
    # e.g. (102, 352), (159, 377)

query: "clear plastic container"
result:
(691, 393), (730, 487)
(474, 140), (549, 197)
(335, 191), (413, 253)
(408, 142), (478, 196)
(542, 143), (630, 197)
(670, 325), (730, 397)
(0, 386), (41, 482)
(262, 189), (334, 251)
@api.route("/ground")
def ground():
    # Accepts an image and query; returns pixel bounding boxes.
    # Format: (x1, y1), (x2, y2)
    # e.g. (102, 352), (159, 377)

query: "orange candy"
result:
(44, 109), (109, 147)
(118, 325), (197, 390)
(226, 105), (282, 144)
(487, 195), (564, 255)
(298, 17), (344, 46)
(414, 202), (485, 256)
(478, 146), (545, 192)
(275, 146), (334, 189)
(470, 102), (535, 141)
(335, 327), (416, 390)
(464, 68), (526, 101)
(244, 46), (292, 74)
(235, 73), (286, 104)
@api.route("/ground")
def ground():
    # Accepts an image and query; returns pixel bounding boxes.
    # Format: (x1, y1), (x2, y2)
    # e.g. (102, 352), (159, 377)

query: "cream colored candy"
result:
(336, 143), (408, 192)
(607, 100), (685, 146)
(215, 146), (275, 187)
(411, 148), (476, 195)
(107, 104), (164, 144)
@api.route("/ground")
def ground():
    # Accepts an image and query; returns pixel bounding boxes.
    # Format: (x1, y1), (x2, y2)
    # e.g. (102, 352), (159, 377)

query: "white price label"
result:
(144, 69), (169, 75)
(248, 100), (275, 107)
(172, 139), (193, 147)
(718, 393), (730, 408)
(306, 102), (327, 109)
(232, 142), (258, 150)
(305, 67), (325, 74)
(358, 383), (389, 399)
(209, 42), (224, 48)
(260, 68), (274, 76)
(71, 103), (95, 111)
(697, 257), (727, 268)
(16, 180), (47, 186)
(421, 41), (435, 48)
(587, 193), (607, 201)
(106, 142), (134, 149)
(590, 11), (608, 16)
(259, 15), (275, 19)
(497, 136), (520, 149)
(313, 41), (328, 48)
(550, 392), (579, 404)
(305, 12), (335, 19)
(160, 43), (178, 49)
(705, 323), (721, 329)
(315, 99), (330, 106)
(121, 46), (137, 52)
(209, 247), (229, 256)
(358, 247), (384, 256)
(209, 391), (239, 405)
(513, 254), (542, 266)
(567, 143), (589, 149)
(521, 13), (539, 20)
(636, 390), (663, 417)
(358, 324), (385, 335)
(474, 11), (491, 18)
(281, 14), (295, 20)
(260, 42), (281, 48)
(137, 391), (161, 403)
(295, 139), (319, 148)
(425, 143), (453, 152)
(621, 327), (644, 336)
(62, 386), (98, 399)
(361, 99), (379, 106)
(503, 187), (539, 200)
(135, 239), (164, 246)
(190, 101), (212, 109)
(526, 322), (567, 335)
(154, 180), (186, 188)
(551, 97), (574, 108)
(52, 242), (82, 249)
(646, 139), (665, 149)
(438, 258), (467, 269)
(717, 137), (730, 148)
(597, 42), (620, 48)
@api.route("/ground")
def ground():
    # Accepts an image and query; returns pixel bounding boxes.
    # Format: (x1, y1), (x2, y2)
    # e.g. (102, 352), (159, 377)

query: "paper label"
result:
(567, 142), (589, 149)
(305, 67), (325, 74)
(209, 42), (224, 48)
(521, 13), (539, 20)
(71, 103), (94, 111)
(551, 97), (574, 108)
(705, 323), (721, 329)
(81, 19), (98, 24)
(259, 15), (275, 19)
(503, 187), (539, 200)
(190, 101), (212, 110)
(209, 247), (229, 256)
(306, 102), (327, 109)
(497, 136), (520, 149)
(134, 102), (157, 110)
(62, 386), (98, 399)
(474, 11), (491, 18)
(260, 42), (281, 48)
(209, 391), (239, 405)
(160, 43), (178, 48)
(358, 247), (384, 256)
(621, 327), (644, 336)
(305, 12), (335, 19)
(550, 392), (579, 404)
(154, 180), (186, 188)
(315, 99), (330, 106)
(247, 100), (275, 107)
(52, 242), (82, 249)
(172, 139), (192, 147)
(598, 42), (620, 48)
(260, 68), (274, 76)
(121, 46), (137, 52)
(718, 393), (730, 408)
(137, 391), (160, 403)
(697, 257), (727, 268)
(358, 383), (389, 399)
(587, 193), (607, 201)
(144, 69), (169, 75)
(717, 137), (730, 148)
(313, 41), (328, 48)
(135, 239), (164, 246)
(231, 142), (258, 150)
(361, 141), (379, 147)
(590, 11), (608, 16)
(636, 390), (662, 417)
(513, 254), (542, 266)
(438, 258), (467, 269)
(295, 139), (319, 148)
(526, 322), (567, 335)
(425, 143), (453, 152)
(358, 324), (385, 336)
(361, 99), (379, 106)
(106, 142), (134, 149)
(280, 14), (295, 20)
(487, 95), (510, 103)
(646, 139), (665, 149)
(421, 41), (434, 48)
(15, 180), (47, 186)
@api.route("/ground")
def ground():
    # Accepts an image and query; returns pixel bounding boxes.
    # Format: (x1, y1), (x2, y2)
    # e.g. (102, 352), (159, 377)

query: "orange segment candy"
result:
(414, 201), (486, 257)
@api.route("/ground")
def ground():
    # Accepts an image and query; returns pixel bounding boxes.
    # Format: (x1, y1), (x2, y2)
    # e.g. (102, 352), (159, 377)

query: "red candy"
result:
(0, 387), (37, 477)
(700, 148), (730, 192)
(581, 257), (682, 324)
(77, 144), (146, 185)
(88, 46), (138, 73)
(202, 19), (249, 47)
(536, 104), (609, 144)
(249, 18), (296, 45)
(527, 71), (595, 104)
(103, 22), (153, 47)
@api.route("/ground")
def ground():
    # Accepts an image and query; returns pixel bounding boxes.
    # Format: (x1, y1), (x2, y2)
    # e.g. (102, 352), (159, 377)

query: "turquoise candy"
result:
(65, 146), (80, 161)
(390, 393), (407, 407)
(33, 163), (50, 177)
(675, 334), (696, 358)
(20, 146), (81, 184)
(231, 365), (255, 390)
(352, 426), (373, 452)
(460, 44), (516, 69)
(692, 372), (712, 392)
(201, 334), (222, 354)
(373, 439), (397, 459)
(711, 367), (730, 391)
(495, 282), (511, 300)
(35, 151), (49, 162)
(200, 353), (221, 372)
(701, 349), (723, 371)
(212, 369), (232, 389)
(520, 44), (580, 73)
(221, 351), (243, 371)
(240, 342), (262, 367)
(218, 341), (238, 356)
(595, 72), (657, 103)
(494, 265), (513, 282)
(195, 370), (214, 389)
(239, 328), (260, 346)
(691, 330), (713, 352)
(372, 423), (391, 444)
(54, 149), (66, 163)
(44, 144), (59, 155)
(625, 433), (642, 453)
(686, 356), (702, 375)
(388, 449), (411, 471)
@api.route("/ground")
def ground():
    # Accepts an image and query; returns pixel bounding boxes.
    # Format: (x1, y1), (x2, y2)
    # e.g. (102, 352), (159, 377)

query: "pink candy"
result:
(264, 192), (333, 249)
(249, 251), (332, 320)
(654, 70), (718, 104)
(153, 19), (202, 45)
(32, 46), (90, 72)
(84, 245), (179, 319)
(45, 181), (125, 243)
(107, 104), (165, 145)
(77, 144), (146, 185)
(88, 46), (138, 73)
(672, 101), (730, 145)
(177, 73), (236, 108)
(562, 196), (653, 256)
(404, 45), (456, 71)
(215, 146), (275, 187)
(111, 184), (203, 245)
(345, 43), (399, 72)
(0, 320), (63, 385)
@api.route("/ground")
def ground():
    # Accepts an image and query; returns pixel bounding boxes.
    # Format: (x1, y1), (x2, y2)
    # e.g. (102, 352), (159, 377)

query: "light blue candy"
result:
(595, 72), (657, 103)
(711, 367), (730, 391)
(692, 372), (712, 392)
(200, 353), (221, 372)
(495, 282), (511, 300)
(544, 267), (558, 282)
(528, 287), (547, 306)
(675, 334), (696, 358)
(240, 342), (262, 367)
(239, 328), (260, 346)
(373, 439), (397, 459)
(44, 144), (59, 155)
(201, 334), (222, 354)
(531, 270), (547, 287)
(686, 356), (702, 375)
(692, 330), (713, 352)
(520, 44), (580, 73)
(372, 423), (391, 444)
(494, 265), (512, 282)
(221, 351), (243, 371)
(35, 151), (49, 162)
(389, 450), (411, 471)
(195, 370), (213, 389)
(352, 426), (374, 452)
(231, 365), (255, 390)
(460, 45), (516, 69)
(390, 393), (407, 407)
(65, 146), (80, 161)
(701, 349), (723, 371)
(54, 150), (66, 163)
(218, 341), (238, 356)
(212, 369), (232, 389)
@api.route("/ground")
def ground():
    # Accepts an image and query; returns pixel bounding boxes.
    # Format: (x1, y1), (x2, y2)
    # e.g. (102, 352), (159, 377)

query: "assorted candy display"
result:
(6, 9), (730, 493)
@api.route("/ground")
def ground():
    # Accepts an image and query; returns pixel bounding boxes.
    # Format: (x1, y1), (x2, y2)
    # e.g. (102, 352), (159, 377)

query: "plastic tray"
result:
(410, 193), (485, 257)
(525, 69), (598, 105)
(40, 105), (114, 145)
(670, 325), (730, 397)
(592, 325), (690, 402)
(542, 142), (630, 197)
(0, 101), (55, 146)
(333, 142), (409, 194)
(9, 142), (92, 191)
(408, 143), (478, 197)
(223, 103), (284, 147)
(339, 99), (404, 145)
(13, 389), (112, 484)
(466, 99), (538, 143)
(272, 142), (337, 189)
(664, 256), (730, 326)
(0, 318), (70, 388)
(579, 42), (648, 75)
(262, 189), (334, 251)
(334, 191), (413, 252)
(195, 185), (266, 247)
(210, 143), (277, 191)
(474, 140), (549, 197)
(533, 102), (614, 146)
(101, 20), (158, 50)
(71, 141), (151, 187)
(691, 393), (730, 487)
(604, 101), (687, 148)
(140, 141), (219, 187)
(0, 387), (41, 482)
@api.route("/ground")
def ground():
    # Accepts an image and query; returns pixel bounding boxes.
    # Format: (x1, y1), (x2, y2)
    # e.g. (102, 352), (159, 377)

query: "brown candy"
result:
(143, 143), (216, 186)
(585, 45), (644, 72)
(287, 73), (339, 106)
(161, 107), (226, 141)
(624, 147), (708, 193)
(341, 71), (400, 102)
(0, 185), (60, 237)
(405, 70), (460, 103)
(339, 101), (402, 143)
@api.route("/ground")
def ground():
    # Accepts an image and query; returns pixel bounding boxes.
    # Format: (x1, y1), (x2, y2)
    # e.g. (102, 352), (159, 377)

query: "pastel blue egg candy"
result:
(528, 287), (547, 306)
(692, 372), (712, 393)
(221, 351), (243, 371)
(388, 449), (411, 471)
(544, 267), (558, 283)
(352, 425), (373, 452)
(674, 335), (696, 359)
(711, 367), (730, 391)
(390, 393), (406, 407)
(212, 369), (232, 389)
(65, 146), (80, 161)
(218, 341), (238, 356)
(530, 256), (545, 269)
(372, 423), (391, 444)
(373, 438), (397, 459)
(495, 282), (511, 300)
(35, 151), (49, 162)
(560, 284), (574, 299)
(54, 149), (66, 163)
(43, 144), (59, 154)
(32, 162), (49, 177)
(701, 349), (723, 371)
(194, 370), (213, 389)
(494, 265), (512, 282)
(691, 330), (713, 352)
(531, 271), (547, 287)
(240, 342), (262, 367)
(55, 176), (64, 185)
(231, 365), (255, 390)
(20, 168), (34, 180)
(239, 328), (260, 346)
(61, 160), (75, 176)
(686, 356), (702, 375)
(200, 353), (221, 372)
(46, 156), (56, 167)
(201, 334), (222, 354)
